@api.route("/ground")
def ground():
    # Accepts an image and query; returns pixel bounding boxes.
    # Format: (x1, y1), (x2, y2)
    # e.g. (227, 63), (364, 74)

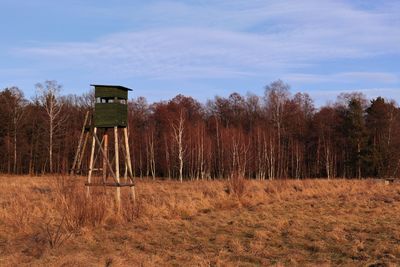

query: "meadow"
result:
(0, 175), (399, 266)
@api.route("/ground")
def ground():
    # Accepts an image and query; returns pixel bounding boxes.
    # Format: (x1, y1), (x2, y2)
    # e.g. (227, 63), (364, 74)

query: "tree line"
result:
(0, 80), (399, 179)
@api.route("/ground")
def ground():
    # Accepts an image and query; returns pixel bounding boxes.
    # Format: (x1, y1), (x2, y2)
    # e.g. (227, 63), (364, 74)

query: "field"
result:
(0, 176), (399, 266)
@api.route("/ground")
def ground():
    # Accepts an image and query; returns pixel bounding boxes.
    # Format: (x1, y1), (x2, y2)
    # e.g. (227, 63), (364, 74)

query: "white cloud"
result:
(284, 72), (399, 84)
(11, 0), (400, 82)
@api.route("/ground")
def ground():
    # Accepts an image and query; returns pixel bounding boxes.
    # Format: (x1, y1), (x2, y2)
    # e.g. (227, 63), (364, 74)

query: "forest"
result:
(0, 80), (399, 180)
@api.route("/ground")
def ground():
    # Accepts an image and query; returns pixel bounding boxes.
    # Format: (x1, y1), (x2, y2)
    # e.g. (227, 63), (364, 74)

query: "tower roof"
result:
(91, 84), (133, 91)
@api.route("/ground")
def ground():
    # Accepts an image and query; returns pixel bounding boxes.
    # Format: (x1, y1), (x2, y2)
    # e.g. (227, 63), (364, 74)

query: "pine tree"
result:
(343, 98), (367, 178)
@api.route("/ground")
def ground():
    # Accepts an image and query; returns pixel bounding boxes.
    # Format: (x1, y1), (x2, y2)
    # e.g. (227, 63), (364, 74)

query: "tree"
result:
(0, 87), (27, 173)
(365, 97), (399, 177)
(313, 107), (340, 179)
(0, 81), (399, 180)
(171, 109), (186, 182)
(36, 81), (64, 173)
(342, 97), (367, 178)
(286, 93), (315, 179)
(265, 80), (290, 178)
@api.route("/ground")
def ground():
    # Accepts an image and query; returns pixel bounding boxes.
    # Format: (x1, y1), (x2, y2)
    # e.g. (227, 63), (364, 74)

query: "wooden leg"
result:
(93, 135), (104, 173)
(130, 186), (136, 204)
(71, 111), (89, 175)
(123, 128), (135, 203)
(114, 127), (121, 211)
(120, 139), (128, 181)
(76, 132), (89, 173)
(93, 133), (116, 180)
(123, 128), (134, 180)
(124, 163), (128, 181)
(103, 130), (108, 182)
(87, 127), (97, 197)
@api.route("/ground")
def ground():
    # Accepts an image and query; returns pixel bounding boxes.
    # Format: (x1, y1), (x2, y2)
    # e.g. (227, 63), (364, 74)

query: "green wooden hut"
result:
(92, 84), (132, 128)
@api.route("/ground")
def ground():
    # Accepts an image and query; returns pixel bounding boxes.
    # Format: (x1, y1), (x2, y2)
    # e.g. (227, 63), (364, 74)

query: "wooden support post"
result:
(92, 132), (116, 181)
(114, 127), (121, 210)
(93, 135), (104, 173)
(103, 130), (109, 182)
(123, 127), (136, 202)
(124, 163), (128, 181)
(123, 128), (134, 179)
(121, 138), (128, 181)
(87, 127), (97, 197)
(71, 111), (89, 175)
(76, 132), (89, 173)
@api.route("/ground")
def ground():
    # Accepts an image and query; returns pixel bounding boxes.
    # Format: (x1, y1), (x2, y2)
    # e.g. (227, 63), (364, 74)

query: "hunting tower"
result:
(72, 85), (135, 209)
(94, 85), (131, 128)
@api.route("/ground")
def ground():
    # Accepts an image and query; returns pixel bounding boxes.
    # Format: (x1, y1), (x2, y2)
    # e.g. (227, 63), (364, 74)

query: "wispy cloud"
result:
(14, 0), (400, 81)
(284, 72), (399, 84)
(1, 0), (399, 104)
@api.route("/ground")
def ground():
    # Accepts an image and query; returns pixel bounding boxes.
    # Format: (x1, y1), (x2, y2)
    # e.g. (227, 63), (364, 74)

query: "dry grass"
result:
(0, 175), (400, 266)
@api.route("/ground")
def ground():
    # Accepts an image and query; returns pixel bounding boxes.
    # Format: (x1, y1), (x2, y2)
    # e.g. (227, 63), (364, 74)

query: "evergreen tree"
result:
(343, 98), (367, 178)
(366, 97), (398, 177)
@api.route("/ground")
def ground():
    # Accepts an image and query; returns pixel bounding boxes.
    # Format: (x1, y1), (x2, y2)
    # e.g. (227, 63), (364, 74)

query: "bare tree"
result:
(0, 87), (26, 173)
(265, 80), (290, 178)
(196, 122), (206, 180)
(146, 125), (156, 180)
(10, 88), (26, 173)
(171, 110), (186, 182)
(36, 81), (64, 173)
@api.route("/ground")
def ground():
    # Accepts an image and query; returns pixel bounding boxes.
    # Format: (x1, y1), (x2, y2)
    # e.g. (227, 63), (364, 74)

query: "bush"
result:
(227, 173), (247, 199)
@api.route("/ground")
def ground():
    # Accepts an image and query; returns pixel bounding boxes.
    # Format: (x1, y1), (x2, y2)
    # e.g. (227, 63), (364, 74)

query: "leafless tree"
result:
(10, 88), (26, 173)
(36, 81), (64, 173)
(265, 80), (290, 178)
(171, 110), (186, 182)
(0, 87), (26, 173)
(146, 125), (156, 179)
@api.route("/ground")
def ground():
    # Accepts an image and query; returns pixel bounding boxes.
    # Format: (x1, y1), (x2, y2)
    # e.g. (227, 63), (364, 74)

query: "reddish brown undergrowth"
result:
(0, 175), (399, 266)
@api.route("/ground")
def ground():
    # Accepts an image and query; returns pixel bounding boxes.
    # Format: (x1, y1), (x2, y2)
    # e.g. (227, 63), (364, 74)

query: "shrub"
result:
(227, 173), (247, 199)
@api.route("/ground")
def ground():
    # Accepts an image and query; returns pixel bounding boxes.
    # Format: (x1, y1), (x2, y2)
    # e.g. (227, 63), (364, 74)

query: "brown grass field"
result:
(0, 175), (399, 266)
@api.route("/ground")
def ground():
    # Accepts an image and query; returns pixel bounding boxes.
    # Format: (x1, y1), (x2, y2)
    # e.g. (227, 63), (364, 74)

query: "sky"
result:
(0, 0), (399, 106)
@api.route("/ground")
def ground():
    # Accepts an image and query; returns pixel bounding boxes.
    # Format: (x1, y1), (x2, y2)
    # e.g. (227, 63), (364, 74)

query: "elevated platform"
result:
(85, 182), (135, 187)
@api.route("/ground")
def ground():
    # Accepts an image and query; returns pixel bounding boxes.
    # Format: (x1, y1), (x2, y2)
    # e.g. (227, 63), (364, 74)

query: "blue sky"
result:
(1, 0), (399, 106)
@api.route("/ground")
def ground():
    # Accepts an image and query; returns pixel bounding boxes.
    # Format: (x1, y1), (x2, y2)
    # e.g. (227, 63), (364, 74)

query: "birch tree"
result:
(171, 110), (186, 182)
(265, 80), (290, 178)
(36, 81), (64, 173)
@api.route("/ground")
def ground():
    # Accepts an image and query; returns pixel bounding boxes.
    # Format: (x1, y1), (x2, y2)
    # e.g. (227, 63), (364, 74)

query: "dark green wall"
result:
(94, 103), (128, 128)
(95, 87), (128, 99)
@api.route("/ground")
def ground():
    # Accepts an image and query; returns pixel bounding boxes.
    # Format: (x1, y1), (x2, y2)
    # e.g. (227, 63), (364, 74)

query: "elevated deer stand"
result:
(73, 85), (135, 211)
